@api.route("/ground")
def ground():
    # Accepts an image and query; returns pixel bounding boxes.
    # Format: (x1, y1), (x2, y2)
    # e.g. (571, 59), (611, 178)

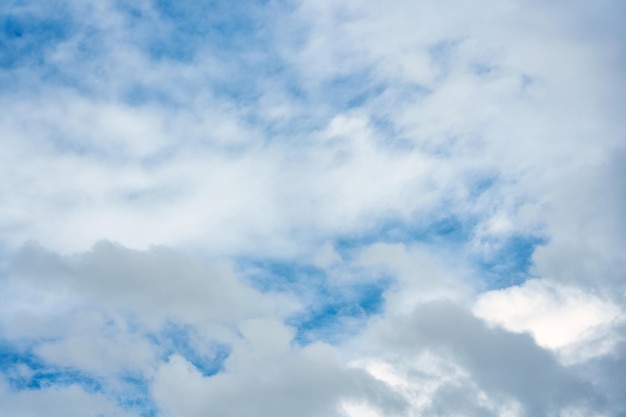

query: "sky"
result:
(0, 0), (625, 416)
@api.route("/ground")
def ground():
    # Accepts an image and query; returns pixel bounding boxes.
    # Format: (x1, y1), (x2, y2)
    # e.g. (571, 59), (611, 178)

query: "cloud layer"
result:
(1, 0), (625, 416)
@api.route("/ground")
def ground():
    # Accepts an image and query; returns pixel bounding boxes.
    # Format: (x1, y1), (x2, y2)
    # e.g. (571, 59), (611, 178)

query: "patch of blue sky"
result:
(0, 1), (267, 100)
(242, 259), (333, 291)
(0, 17), (107, 96)
(237, 259), (392, 344)
(0, 341), (41, 389)
(149, 322), (230, 378)
(0, 6), (73, 69)
(213, 162), (530, 298)
(125, 53), (288, 128)
(474, 234), (546, 290)
(131, 22), (387, 136)
(0, 340), (101, 392)
(146, 0), (269, 62)
(0, 339), (159, 417)
(321, 68), (387, 111)
(330, 167), (496, 253)
(330, 192), (543, 291)
(288, 279), (390, 345)
(114, 375), (159, 417)
(334, 215), (475, 261)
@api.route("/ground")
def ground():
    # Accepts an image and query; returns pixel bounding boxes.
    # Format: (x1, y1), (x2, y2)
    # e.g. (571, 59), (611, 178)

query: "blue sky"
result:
(1, 0), (626, 416)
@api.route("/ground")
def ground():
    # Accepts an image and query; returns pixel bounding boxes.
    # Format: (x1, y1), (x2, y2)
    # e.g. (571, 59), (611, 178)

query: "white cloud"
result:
(474, 280), (624, 363)
(356, 242), (475, 311)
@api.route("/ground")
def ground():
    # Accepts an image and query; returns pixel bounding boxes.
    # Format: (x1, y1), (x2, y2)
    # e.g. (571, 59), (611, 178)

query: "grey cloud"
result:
(0, 375), (137, 417)
(152, 325), (408, 417)
(425, 383), (499, 417)
(575, 325), (626, 416)
(532, 147), (626, 294)
(373, 300), (600, 416)
(8, 241), (294, 326)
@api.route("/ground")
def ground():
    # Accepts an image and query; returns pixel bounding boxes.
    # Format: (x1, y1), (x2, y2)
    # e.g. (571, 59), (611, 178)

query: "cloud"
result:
(577, 336), (626, 416)
(475, 279), (624, 363)
(0, 242), (404, 416)
(355, 242), (475, 310)
(1, 0), (625, 416)
(152, 321), (407, 417)
(0, 375), (137, 417)
(3, 241), (298, 336)
(361, 300), (601, 416)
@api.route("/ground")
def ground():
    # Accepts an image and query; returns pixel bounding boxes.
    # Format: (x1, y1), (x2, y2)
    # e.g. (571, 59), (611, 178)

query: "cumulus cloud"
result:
(152, 321), (407, 417)
(475, 279), (624, 362)
(6, 241), (296, 327)
(357, 300), (602, 416)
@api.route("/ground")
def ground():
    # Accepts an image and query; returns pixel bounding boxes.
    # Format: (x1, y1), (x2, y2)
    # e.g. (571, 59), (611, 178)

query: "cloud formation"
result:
(1, 0), (625, 416)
